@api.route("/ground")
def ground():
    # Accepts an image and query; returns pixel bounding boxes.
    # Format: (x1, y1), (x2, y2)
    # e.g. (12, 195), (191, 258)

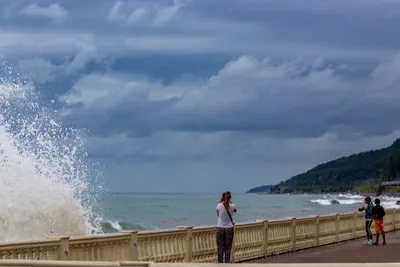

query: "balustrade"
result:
(0, 209), (398, 263)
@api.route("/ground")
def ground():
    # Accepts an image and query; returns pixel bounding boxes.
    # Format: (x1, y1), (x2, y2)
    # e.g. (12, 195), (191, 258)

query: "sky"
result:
(1, 0), (400, 193)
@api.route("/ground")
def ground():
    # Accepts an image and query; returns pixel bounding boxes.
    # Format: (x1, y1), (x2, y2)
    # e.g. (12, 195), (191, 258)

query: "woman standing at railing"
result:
(216, 191), (237, 263)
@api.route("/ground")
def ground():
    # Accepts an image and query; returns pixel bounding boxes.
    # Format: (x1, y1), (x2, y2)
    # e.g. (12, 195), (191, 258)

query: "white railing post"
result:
(256, 220), (269, 257)
(353, 213), (357, 239)
(231, 227), (236, 262)
(291, 218), (297, 252)
(121, 231), (138, 261)
(336, 214), (340, 243)
(176, 226), (193, 262)
(60, 237), (70, 261)
(315, 216), (320, 247)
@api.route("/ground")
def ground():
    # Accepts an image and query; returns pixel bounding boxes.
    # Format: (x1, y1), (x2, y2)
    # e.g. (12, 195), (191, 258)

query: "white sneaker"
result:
(368, 240), (374, 245)
(364, 240), (369, 244)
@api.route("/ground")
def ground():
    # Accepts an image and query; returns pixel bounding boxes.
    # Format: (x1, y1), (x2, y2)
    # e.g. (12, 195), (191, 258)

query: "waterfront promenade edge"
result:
(0, 209), (399, 263)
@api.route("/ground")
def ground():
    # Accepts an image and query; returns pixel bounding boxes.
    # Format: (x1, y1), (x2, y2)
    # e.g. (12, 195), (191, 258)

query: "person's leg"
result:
(224, 227), (234, 263)
(216, 228), (224, 263)
(374, 221), (380, 244)
(382, 224), (386, 245)
(222, 228), (227, 262)
(366, 220), (373, 241)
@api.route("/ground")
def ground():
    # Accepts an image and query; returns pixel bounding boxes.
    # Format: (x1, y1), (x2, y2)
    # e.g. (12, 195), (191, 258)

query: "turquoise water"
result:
(95, 193), (399, 232)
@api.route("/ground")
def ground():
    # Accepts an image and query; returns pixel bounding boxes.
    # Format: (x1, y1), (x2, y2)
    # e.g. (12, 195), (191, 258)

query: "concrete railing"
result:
(0, 209), (399, 263)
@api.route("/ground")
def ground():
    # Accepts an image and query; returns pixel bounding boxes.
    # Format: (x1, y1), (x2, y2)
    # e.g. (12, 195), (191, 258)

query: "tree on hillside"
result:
(388, 151), (400, 180)
(265, 138), (400, 193)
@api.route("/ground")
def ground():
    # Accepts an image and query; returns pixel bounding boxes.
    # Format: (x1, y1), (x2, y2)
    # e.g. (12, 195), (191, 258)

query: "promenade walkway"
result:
(248, 232), (400, 263)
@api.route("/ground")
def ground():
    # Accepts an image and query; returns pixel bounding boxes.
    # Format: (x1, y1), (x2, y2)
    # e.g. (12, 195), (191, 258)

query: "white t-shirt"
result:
(216, 203), (237, 228)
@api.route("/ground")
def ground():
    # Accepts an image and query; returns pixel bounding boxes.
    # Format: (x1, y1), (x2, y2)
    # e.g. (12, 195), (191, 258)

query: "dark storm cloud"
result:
(1, 0), (400, 192)
(63, 56), (400, 140)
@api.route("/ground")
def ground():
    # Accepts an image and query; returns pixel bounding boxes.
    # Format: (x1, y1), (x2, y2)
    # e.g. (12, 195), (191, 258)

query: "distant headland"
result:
(247, 138), (400, 194)
(246, 185), (273, 194)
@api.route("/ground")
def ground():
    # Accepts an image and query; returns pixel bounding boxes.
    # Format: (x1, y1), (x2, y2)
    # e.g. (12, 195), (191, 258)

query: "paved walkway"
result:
(248, 232), (400, 263)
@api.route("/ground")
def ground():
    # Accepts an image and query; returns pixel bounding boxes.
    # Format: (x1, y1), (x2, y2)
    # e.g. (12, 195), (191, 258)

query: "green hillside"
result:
(246, 185), (273, 193)
(269, 139), (400, 194)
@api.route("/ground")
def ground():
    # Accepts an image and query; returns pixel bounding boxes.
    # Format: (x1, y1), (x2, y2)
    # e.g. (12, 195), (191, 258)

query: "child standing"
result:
(372, 198), (386, 245)
(359, 196), (374, 244)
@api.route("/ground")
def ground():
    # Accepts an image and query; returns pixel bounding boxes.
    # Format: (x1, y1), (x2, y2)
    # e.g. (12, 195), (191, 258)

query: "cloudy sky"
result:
(1, 0), (400, 193)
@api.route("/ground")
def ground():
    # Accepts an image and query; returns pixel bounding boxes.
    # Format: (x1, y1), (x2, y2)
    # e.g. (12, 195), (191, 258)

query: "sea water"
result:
(98, 193), (400, 232)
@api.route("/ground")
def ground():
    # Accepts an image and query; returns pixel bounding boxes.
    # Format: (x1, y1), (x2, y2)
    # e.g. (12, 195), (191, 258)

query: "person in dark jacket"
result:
(372, 198), (386, 245)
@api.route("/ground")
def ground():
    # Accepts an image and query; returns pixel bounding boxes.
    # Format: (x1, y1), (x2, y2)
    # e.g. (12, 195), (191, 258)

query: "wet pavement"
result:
(247, 232), (400, 263)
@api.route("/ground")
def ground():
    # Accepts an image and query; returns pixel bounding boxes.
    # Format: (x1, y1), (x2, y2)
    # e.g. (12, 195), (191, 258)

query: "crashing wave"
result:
(0, 63), (102, 241)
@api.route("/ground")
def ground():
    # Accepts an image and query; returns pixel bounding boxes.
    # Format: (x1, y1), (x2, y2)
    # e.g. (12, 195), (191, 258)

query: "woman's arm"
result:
(231, 204), (237, 213)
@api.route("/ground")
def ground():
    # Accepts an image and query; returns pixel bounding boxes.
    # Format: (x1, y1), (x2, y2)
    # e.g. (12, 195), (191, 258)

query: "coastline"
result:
(250, 191), (400, 197)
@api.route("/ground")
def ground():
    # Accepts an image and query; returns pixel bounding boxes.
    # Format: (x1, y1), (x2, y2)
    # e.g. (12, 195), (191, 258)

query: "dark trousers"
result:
(216, 227), (234, 263)
(365, 220), (373, 240)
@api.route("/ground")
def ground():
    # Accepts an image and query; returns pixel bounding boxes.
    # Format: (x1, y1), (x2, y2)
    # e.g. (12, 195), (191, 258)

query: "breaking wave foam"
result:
(0, 63), (102, 242)
(311, 199), (362, 205)
(101, 221), (154, 233)
(312, 194), (400, 208)
(337, 193), (364, 199)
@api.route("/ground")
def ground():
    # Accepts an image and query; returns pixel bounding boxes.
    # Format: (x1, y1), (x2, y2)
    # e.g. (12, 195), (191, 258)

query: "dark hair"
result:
(374, 198), (380, 205)
(221, 192), (226, 202)
(365, 196), (371, 203)
(222, 191), (231, 211)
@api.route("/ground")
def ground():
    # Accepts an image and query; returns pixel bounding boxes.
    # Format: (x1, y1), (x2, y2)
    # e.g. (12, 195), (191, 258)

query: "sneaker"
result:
(368, 240), (375, 245)
(364, 240), (369, 244)
(383, 242), (387, 246)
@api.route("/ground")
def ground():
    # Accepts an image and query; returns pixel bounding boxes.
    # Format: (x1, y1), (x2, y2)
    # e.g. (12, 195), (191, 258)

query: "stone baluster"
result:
(336, 214), (340, 243)
(256, 220), (269, 257)
(176, 226), (193, 262)
(291, 218), (297, 252)
(121, 231), (138, 261)
(315, 216), (320, 247)
(60, 237), (70, 261)
(352, 213), (357, 239)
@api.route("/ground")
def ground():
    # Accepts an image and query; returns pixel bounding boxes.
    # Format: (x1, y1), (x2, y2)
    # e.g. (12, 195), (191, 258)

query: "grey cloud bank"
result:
(1, 0), (400, 192)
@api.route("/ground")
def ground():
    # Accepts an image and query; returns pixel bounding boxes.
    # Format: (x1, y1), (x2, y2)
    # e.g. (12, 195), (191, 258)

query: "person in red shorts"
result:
(372, 198), (386, 245)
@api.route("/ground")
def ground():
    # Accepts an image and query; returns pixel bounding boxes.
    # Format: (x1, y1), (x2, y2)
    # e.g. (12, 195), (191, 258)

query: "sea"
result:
(0, 64), (399, 242)
(96, 193), (400, 232)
